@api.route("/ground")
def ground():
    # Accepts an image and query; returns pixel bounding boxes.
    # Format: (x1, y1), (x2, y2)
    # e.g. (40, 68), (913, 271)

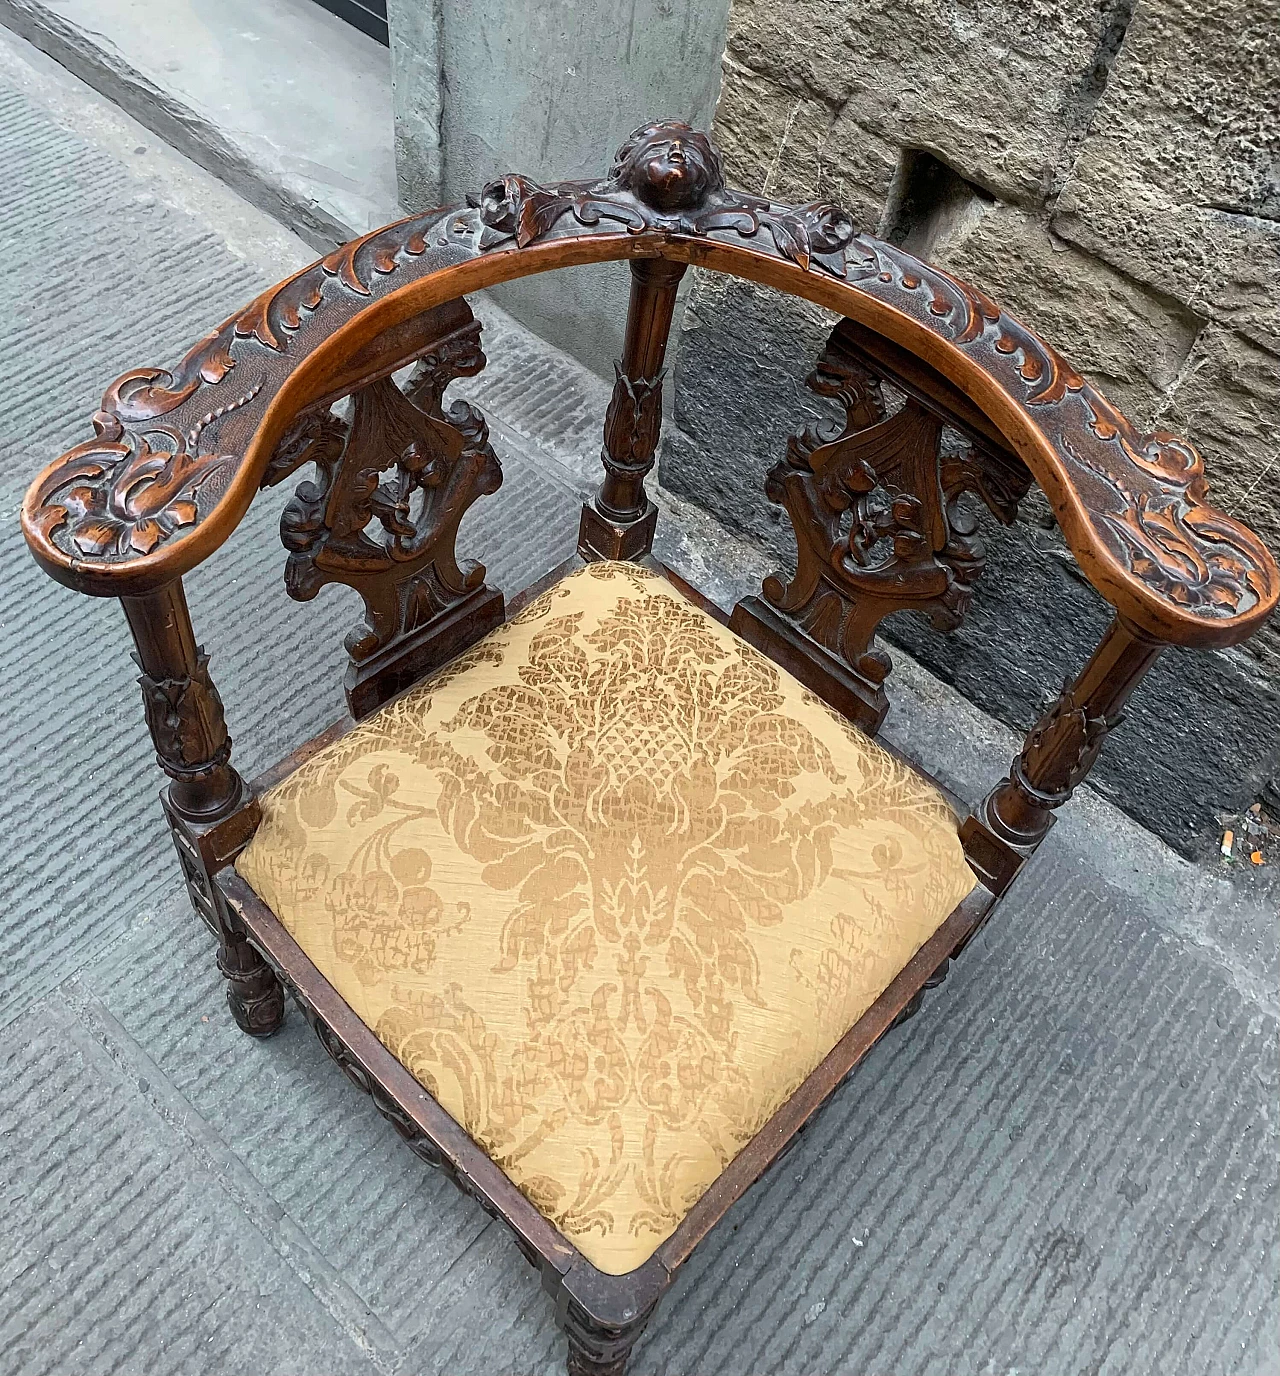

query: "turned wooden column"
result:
(121, 581), (284, 1036)
(122, 580), (243, 821)
(578, 256), (687, 561)
(979, 615), (1164, 853)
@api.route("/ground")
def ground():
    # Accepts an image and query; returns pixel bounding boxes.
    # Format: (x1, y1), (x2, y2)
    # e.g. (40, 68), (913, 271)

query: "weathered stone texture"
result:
(928, 203), (1202, 427)
(1052, 0), (1280, 348)
(1154, 325), (1280, 675)
(665, 273), (837, 561)
(712, 58), (897, 224)
(665, 0), (1280, 853)
(722, 0), (1127, 206)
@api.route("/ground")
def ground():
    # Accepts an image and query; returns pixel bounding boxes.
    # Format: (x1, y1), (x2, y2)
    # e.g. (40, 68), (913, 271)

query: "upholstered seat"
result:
(236, 562), (976, 1272)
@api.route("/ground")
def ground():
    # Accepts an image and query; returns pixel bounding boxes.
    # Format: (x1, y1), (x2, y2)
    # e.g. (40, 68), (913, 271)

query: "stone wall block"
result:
(1051, 0), (1280, 347)
(722, 0), (1128, 207)
(1153, 325), (1280, 673)
(929, 202), (1203, 428)
(713, 60), (895, 226)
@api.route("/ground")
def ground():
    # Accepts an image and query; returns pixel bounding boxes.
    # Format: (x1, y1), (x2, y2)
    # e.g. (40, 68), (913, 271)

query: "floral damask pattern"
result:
(236, 562), (976, 1272)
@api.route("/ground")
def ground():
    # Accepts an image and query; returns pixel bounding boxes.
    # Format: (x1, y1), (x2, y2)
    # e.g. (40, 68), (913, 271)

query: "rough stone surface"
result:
(664, 0), (1280, 857)
(711, 57), (899, 226)
(1153, 325), (1280, 674)
(1052, 0), (1280, 349)
(664, 273), (839, 560)
(928, 203), (1202, 428)
(721, 0), (1132, 207)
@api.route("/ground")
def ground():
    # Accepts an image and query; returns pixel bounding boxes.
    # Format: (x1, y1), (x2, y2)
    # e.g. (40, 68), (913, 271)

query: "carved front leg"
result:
(123, 582), (284, 1035)
(555, 1260), (667, 1376)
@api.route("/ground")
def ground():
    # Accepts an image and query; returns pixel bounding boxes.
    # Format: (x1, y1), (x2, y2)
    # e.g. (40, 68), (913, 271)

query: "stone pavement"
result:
(1, 29), (1276, 1376)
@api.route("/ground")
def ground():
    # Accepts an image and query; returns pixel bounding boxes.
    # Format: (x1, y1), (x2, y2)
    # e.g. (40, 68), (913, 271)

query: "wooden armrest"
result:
(21, 122), (1276, 648)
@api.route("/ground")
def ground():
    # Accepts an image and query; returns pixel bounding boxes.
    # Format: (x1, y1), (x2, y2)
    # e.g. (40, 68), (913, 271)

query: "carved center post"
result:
(580, 257), (687, 561)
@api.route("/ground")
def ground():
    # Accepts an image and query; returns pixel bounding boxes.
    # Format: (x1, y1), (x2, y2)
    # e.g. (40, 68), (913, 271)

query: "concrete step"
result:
(0, 0), (398, 249)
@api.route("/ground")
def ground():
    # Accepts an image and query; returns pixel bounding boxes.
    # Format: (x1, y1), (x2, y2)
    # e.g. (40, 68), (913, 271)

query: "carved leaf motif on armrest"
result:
(20, 118), (1276, 649)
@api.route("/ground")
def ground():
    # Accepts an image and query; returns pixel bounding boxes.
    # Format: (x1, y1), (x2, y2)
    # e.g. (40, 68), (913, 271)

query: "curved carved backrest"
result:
(19, 118), (1279, 888)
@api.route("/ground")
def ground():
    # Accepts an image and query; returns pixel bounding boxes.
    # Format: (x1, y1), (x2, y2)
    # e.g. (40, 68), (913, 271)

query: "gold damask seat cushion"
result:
(235, 561), (976, 1273)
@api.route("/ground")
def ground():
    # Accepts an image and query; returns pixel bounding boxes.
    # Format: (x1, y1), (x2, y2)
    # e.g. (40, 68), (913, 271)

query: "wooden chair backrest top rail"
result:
(20, 122), (1277, 651)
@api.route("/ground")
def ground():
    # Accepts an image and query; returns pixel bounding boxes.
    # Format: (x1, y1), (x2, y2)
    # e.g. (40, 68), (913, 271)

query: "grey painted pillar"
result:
(388, 0), (445, 215)
(388, 0), (730, 376)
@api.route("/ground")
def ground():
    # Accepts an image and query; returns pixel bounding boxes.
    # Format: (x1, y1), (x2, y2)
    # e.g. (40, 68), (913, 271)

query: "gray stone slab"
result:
(0, 0), (398, 248)
(406, 0), (732, 379)
(0, 991), (372, 1376)
(79, 897), (492, 1349)
(635, 843), (1279, 1376)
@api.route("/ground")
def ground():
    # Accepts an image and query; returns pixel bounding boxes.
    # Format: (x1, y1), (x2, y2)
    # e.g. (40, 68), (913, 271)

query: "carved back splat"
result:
(272, 299), (504, 718)
(732, 317), (1032, 732)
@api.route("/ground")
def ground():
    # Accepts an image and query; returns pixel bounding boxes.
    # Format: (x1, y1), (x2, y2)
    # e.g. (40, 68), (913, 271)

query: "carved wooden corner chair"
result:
(21, 122), (1277, 1375)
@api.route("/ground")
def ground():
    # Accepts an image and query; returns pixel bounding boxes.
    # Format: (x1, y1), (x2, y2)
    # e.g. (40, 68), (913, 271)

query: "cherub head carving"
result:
(609, 120), (725, 211)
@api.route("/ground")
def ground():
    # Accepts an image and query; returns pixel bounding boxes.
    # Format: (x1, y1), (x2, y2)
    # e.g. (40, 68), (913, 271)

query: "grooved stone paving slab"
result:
(1, 34), (1277, 1376)
(0, 994), (371, 1376)
(0, 69), (579, 1029)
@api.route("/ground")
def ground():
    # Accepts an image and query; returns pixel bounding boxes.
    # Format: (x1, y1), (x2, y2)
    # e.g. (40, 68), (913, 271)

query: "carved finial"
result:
(607, 120), (725, 210)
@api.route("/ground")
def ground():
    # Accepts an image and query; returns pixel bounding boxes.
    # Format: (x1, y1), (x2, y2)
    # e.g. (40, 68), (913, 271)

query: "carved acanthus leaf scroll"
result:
(24, 119), (1276, 643)
(762, 325), (1033, 688)
(279, 313), (501, 664)
(596, 364), (664, 521)
(1010, 680), (1114, 812)
(135, 647), (232, 783)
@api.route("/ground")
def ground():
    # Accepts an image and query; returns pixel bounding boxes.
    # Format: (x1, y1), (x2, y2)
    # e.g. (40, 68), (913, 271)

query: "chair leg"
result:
(217, 928), (286, 1038)
(566, 1336), (636, 1376)
(557, 1260), (665, 1376)
(122, 583), (286, 1038)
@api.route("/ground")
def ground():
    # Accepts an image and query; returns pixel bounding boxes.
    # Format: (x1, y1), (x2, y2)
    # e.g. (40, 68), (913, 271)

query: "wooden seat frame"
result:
(21, 122), (1278, 1375)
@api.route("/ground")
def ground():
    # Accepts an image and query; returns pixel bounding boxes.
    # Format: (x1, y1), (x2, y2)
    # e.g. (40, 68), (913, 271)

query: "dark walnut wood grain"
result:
(733, 317), (1032, 731)
(22, 123), (1277, 648)
(16, 118), (1280, 1376)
